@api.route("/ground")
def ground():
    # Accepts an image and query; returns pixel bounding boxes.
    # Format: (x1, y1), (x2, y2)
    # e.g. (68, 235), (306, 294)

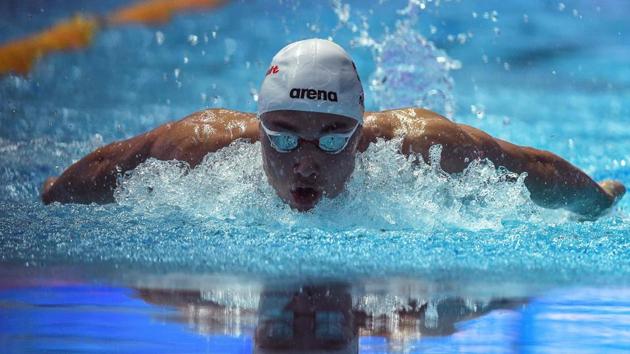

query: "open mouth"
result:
(290, 187), (322, 209)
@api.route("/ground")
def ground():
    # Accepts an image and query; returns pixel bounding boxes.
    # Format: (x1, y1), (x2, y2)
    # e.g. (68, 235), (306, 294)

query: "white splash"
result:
(115, 139), (553, 232)
(331, 1), (460, 118)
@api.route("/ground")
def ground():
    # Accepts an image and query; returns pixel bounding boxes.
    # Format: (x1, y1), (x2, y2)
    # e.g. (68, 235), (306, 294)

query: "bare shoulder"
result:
(361, 107), (480, 172)
(182, 108), (258, 128)
(150, 108), (259, 166)
(362, 107), (451, 138)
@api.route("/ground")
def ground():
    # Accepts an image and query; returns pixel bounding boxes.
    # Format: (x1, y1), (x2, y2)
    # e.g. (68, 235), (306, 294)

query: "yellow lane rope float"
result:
(0, 15), (98, 76)
(108, 0), (227, 25)
(0, 0), (227, 76)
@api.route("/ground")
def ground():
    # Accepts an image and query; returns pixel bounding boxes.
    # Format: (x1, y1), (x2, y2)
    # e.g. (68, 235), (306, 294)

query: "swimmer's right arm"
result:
(41, 109), (259, 204)
(41, 129), (159, 204)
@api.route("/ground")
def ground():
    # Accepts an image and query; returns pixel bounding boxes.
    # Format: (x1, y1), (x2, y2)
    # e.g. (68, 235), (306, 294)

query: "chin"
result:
(291, 202), (316, 212)
(286, 196), (318, 212)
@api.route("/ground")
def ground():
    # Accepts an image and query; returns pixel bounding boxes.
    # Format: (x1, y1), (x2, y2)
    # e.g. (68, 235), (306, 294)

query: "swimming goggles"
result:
(261, 121), (358, 154)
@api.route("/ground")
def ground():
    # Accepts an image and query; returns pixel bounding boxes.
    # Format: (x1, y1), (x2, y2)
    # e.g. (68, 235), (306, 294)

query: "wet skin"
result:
(41, 107), (625, 218)
(259, 111), (361, 211)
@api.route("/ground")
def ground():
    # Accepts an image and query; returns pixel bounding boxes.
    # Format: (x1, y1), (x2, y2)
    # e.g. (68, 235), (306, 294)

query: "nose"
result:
(293, 153), (319, 179)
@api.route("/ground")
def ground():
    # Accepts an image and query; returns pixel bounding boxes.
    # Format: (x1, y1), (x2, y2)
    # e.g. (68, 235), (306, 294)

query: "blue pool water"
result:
(1, 0), (629, 352)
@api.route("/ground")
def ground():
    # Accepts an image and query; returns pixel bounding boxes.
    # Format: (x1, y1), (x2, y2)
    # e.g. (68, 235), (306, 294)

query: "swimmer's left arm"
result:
(379, 109), (625, 218)
(368, 109), (482, 173)
(457, 124), (626, 218)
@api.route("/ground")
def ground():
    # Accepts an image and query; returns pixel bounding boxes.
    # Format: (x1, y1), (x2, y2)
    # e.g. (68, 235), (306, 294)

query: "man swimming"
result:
(41, 38), (625, 218)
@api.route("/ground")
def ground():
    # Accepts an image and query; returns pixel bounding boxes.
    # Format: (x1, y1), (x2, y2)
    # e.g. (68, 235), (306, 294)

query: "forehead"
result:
(260, 110), (356, 132)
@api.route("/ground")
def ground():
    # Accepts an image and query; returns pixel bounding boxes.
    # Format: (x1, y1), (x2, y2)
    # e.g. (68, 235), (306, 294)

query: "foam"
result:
(114, 138), (547, 232)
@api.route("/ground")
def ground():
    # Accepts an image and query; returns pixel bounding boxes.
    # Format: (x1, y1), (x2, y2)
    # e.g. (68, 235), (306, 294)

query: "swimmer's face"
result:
(259, 110), (361, 211)
(255, 284), (356, 351)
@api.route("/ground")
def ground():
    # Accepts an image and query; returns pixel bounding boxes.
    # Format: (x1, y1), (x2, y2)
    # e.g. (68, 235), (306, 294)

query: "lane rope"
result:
(0, 0), (227, 76)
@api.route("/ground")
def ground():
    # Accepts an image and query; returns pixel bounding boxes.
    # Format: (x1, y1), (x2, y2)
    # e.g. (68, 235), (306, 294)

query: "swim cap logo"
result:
(289, 88), (338, 102)
(266, 65), (279, 76)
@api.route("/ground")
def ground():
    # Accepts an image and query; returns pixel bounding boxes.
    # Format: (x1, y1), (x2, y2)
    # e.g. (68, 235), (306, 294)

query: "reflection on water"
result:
(135, 280), (526, 353)
(2, 266), (629, 353)
(254, 284), (357, 353)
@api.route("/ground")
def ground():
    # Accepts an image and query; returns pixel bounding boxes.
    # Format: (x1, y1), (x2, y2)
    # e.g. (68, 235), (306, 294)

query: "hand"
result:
(599, 180), (626, 205)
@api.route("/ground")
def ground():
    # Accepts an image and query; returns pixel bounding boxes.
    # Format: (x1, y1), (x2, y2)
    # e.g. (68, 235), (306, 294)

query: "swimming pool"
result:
(1, 0), (629, 352)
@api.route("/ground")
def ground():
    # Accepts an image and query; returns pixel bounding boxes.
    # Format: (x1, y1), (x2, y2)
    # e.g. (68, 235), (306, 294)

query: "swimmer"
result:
(41, 38), (625, 219)
(136, 281), (526, 353)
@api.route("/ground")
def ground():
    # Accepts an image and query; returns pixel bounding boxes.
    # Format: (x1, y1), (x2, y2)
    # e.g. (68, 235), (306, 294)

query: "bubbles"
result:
(224, 38), (237, 62)
(485, 10), (499, 22)
(332, 0), (350, 24)
(330, 0), (460, 118)
(187, 34), (198, 46)
(470, 104), (486, 119)
(155, 31), (165, 45)
(115, 140), (277, 226)
(398, 0), (429, 16)
(368, 25), (460, 118)
(115, 139), (543, 232)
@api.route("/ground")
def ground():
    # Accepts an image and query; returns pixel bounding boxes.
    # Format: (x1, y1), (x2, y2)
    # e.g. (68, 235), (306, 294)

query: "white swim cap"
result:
(257, 38), (365, 124)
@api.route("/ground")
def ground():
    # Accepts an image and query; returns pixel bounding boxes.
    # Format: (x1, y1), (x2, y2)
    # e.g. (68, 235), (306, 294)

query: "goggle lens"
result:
(318, 135), (348, 152)
(268, 134), (299, 151)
